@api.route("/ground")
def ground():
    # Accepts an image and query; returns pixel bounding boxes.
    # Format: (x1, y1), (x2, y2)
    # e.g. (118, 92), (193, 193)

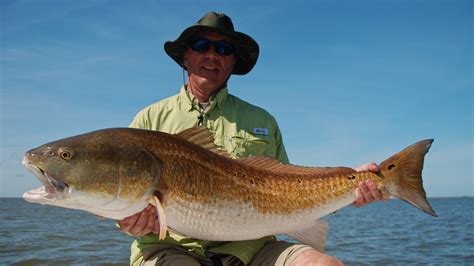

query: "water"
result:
(1, 198), (473, 265)
(323, 198), (474, 265)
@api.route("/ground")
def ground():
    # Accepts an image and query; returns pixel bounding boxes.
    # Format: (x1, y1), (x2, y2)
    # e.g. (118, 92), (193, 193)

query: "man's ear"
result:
(183, 57), (188, 67)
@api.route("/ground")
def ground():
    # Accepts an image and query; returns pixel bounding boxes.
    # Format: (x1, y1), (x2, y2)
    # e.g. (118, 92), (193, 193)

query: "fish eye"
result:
(59, 150), (72, 160)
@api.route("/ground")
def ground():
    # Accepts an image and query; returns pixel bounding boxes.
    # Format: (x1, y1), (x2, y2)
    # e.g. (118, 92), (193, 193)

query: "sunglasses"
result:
(188, 38), (236, 56)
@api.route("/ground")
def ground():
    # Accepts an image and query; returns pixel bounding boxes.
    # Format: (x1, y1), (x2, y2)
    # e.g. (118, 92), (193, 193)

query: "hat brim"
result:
(164, 25), (259, 75)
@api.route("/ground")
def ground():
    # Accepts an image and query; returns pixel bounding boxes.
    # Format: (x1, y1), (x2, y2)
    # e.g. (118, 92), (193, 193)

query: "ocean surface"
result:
(1, 197), (473, 265)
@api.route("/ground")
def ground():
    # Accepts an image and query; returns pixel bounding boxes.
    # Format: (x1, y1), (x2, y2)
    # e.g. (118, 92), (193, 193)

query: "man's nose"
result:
(204, 46), (220, 59)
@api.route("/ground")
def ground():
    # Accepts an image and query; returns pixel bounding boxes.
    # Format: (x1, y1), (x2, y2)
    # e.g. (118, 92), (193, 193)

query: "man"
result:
(118, 12), (386, 266)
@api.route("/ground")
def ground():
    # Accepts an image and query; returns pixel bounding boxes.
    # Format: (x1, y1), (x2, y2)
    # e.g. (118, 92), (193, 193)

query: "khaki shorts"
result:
(141, 241), (313, 266)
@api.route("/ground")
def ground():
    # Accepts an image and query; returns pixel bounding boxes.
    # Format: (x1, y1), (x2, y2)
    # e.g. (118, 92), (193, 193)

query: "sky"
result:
(1, 0), (472, 198)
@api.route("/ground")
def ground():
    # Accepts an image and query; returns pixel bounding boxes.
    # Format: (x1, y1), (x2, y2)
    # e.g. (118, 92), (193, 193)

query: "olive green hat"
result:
(164, 11), (259, 75)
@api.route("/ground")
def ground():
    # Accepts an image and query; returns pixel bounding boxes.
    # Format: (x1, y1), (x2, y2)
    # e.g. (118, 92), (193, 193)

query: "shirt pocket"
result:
(229, 132), (276, 158)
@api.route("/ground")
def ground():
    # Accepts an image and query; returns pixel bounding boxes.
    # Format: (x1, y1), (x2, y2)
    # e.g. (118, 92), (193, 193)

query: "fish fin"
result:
(176, 127), (231, 158)
(239, 156), (355, 176)
(153, 195), (168, 240)
(381, 139), (437, 217)
(287, 220), (329, 252)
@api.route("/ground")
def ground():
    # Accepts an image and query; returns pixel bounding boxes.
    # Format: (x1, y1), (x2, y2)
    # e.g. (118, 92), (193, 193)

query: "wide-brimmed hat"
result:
(164, 12), (259, 75)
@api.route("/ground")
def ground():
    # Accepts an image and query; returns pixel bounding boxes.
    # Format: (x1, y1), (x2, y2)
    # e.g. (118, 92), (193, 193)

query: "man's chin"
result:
(197, 71), (220, 81)
(193, 77), (225, 90)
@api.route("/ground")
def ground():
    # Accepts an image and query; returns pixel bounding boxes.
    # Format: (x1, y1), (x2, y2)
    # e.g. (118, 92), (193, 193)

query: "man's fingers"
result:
(359, 181), (375, 203)
(129, 209), (150, 236)
(117, 212), (140, 233)
(354, 180), (389, 208)
(116, 204), (160, 237)
(367, 163), (380, 173)
(354, 187), (364, 207)
(143, 206), (158, 234)
(366, 179), (383, 201)
(355, 162), (380, 173)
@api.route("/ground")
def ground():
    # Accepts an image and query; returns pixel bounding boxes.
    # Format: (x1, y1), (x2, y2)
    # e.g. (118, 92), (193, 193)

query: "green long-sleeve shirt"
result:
(129, 86), (289, 265)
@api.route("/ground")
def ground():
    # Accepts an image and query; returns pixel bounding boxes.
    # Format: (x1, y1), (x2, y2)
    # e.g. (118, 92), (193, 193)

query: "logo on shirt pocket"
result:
(253, 127), (269, 136)
(229, 132), (274, 158)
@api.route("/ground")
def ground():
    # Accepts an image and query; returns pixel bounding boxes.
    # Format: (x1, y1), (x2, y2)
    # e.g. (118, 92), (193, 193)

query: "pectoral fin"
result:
(151, 195), (167, 240)
(287, 220), (329, 252)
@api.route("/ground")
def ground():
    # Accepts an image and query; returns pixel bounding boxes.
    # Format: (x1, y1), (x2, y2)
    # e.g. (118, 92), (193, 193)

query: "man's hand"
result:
(353, 162), (389, 207)
(116, 204), (160, 236)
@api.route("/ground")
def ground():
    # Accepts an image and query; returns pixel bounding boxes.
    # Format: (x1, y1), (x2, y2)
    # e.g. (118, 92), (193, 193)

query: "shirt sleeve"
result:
(129, 109), (150, 129)
(274, 123), (289, 164)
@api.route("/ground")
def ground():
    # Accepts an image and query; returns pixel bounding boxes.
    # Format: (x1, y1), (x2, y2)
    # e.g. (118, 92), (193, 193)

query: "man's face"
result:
(184, 32), (237, 93)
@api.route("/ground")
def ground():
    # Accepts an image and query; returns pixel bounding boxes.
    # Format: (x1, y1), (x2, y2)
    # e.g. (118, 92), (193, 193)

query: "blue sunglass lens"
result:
(189, 39), (235, 55)
(191, 39), (211, 52)
(214, 42), (234, 55)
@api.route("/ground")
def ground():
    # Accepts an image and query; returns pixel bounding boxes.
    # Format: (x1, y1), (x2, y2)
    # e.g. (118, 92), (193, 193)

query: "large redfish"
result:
(23, 127), (436, 249)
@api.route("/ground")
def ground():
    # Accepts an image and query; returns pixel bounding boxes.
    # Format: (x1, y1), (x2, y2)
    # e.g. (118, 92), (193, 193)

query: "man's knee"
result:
(291, 249), (343, 266)
(142, 247), (201, 266)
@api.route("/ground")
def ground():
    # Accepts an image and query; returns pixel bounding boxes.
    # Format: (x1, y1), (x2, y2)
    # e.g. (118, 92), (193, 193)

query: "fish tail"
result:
(380, 139), (438, 217)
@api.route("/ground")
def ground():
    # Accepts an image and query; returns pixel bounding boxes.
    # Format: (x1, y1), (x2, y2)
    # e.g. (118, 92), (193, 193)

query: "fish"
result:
(23, 126), (437, 250)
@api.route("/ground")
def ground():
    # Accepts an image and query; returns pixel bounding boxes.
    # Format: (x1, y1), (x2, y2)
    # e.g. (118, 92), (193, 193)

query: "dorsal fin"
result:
(239, 156), (356, 175)
(176, 126), (231, 158)
(238, 156), (283, 168)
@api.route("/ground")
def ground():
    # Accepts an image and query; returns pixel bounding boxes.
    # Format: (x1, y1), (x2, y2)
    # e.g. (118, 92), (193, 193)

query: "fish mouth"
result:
(22, 156), (69, 199)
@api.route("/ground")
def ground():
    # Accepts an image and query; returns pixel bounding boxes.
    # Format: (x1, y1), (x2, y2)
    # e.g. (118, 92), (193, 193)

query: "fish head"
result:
(22, 129), (162, 220)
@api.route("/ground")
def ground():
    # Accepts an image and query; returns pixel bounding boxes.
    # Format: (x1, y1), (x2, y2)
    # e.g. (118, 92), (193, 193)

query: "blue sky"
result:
(1, 0), (472, 197)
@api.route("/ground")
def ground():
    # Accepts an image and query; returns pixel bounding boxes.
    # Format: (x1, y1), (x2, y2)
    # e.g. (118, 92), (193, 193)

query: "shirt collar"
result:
(179, 85), (228, 112)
